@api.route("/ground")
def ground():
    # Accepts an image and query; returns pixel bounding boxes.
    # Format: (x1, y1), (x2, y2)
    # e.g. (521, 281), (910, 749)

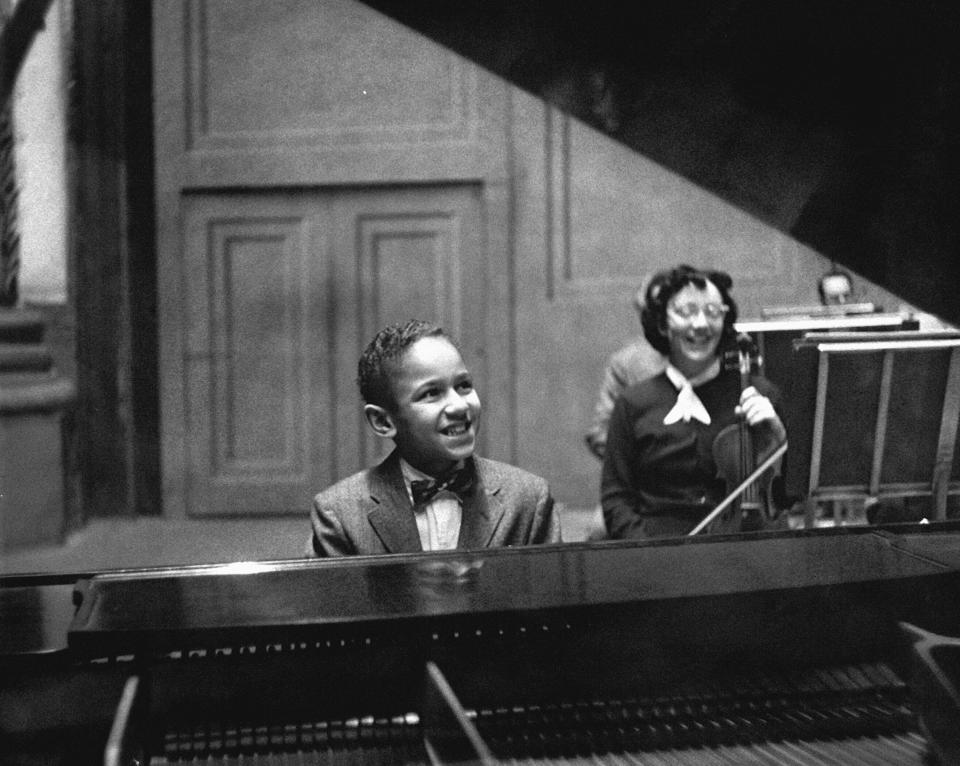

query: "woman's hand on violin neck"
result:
(737, 386), (787, 441)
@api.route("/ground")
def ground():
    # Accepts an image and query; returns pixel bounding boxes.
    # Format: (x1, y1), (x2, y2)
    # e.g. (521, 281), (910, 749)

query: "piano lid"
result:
(68, 526), (960, 657)
(360, 0), (960, 327)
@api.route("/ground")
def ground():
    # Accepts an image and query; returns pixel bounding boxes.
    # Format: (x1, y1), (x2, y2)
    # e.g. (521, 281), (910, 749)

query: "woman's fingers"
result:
(738, 387), (787, 440)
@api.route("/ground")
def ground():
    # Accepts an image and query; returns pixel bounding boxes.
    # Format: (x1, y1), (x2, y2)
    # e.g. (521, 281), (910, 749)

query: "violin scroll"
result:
(721, 332), (762, 377)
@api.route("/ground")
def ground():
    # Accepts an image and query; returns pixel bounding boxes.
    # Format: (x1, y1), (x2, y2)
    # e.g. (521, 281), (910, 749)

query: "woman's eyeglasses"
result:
(668, 303), (729, 321)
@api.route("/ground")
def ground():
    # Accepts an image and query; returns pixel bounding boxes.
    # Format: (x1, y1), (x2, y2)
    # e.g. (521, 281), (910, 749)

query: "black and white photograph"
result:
(3, 1), (960, 763)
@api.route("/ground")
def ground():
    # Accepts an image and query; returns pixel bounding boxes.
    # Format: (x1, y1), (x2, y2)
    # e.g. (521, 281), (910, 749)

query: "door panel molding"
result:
(182, 197), (327, 516)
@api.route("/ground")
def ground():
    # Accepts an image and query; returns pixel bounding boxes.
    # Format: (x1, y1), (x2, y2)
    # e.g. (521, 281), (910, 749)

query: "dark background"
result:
(362, 0), (960, 325)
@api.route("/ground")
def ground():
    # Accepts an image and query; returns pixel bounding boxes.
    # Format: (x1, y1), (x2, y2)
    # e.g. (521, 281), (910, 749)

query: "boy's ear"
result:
(363, 404), (397, 439)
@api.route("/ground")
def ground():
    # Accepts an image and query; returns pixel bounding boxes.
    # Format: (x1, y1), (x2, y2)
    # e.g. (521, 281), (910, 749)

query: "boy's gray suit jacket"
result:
(308, 448), (560, 556)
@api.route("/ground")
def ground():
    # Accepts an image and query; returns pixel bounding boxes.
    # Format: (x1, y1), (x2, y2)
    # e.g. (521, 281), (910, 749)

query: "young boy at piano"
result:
(601, 265), (786, 539)
(308, 319), (561, 556)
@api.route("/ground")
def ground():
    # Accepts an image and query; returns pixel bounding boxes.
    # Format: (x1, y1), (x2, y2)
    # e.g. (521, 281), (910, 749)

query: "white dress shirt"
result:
(399, 458), (463, 551)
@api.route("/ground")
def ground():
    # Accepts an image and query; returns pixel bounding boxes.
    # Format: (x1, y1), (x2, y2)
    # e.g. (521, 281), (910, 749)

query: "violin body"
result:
(704, 333), (783, 535)
(709, 422), (780, 534)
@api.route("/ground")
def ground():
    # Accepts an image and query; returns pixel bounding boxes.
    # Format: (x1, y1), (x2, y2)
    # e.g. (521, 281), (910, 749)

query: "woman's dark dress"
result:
(601, 367), (780, 539)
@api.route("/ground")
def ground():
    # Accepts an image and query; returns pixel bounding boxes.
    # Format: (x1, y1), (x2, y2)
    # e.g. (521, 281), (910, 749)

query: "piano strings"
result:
(149, 661), (928, 765)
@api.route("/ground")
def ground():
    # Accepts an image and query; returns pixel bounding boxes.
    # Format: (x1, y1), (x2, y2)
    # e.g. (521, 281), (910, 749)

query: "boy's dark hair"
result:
(640, 264), (739, 355)
(357, 319), (448, 410)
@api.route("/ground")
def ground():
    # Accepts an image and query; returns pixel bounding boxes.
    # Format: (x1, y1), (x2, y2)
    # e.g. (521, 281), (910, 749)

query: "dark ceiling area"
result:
(361, 0), (960, 325)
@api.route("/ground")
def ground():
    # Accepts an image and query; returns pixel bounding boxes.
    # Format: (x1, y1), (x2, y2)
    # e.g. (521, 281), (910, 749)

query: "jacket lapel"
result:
(457, 458), (506, 549)
(366, 450), (422, 553)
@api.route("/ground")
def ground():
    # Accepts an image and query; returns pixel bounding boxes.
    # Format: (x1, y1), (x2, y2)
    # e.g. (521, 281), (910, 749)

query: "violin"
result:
(691, 333), (787, 535)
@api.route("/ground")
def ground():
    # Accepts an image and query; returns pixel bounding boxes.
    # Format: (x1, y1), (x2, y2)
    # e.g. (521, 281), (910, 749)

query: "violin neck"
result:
(739, 348), (761, 504)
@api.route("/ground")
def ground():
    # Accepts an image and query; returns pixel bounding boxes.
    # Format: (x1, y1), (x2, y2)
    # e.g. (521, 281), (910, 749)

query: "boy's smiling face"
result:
(371, 335), (481, 477)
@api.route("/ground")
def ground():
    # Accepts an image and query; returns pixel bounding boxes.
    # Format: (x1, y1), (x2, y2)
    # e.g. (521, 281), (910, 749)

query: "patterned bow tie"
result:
(410, 465), (476, 505)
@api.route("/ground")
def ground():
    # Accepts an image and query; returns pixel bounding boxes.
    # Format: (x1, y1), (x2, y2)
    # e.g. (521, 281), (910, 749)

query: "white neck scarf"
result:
(663, 360), (720, 425)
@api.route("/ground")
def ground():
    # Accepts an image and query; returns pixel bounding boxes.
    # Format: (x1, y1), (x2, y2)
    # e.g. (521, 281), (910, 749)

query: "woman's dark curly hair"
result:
(640, 264), (739, 356)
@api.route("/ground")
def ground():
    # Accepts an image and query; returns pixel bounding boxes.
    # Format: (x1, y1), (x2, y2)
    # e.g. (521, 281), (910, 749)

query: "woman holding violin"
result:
(601, 264), (786, 539)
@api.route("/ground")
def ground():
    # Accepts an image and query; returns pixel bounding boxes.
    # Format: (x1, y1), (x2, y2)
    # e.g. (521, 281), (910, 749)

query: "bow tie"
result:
(410, 465), (476, 505)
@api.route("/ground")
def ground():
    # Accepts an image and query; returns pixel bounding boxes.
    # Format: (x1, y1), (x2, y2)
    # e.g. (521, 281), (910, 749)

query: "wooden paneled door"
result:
(154, 0), (504, 518)
(181, 186), (483, 517)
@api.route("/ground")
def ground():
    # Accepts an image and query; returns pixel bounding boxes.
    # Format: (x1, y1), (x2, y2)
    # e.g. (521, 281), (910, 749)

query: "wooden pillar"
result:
(68, 0), (158, 520)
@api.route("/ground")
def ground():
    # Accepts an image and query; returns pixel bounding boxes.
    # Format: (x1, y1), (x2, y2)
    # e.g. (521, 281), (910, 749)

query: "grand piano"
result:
(6, 1), (960, 764)
(6, 524), (960, 765)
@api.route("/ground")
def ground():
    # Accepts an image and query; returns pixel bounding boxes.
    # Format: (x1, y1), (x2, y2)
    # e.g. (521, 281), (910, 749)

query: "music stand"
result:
(790, 331), (960, 527)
